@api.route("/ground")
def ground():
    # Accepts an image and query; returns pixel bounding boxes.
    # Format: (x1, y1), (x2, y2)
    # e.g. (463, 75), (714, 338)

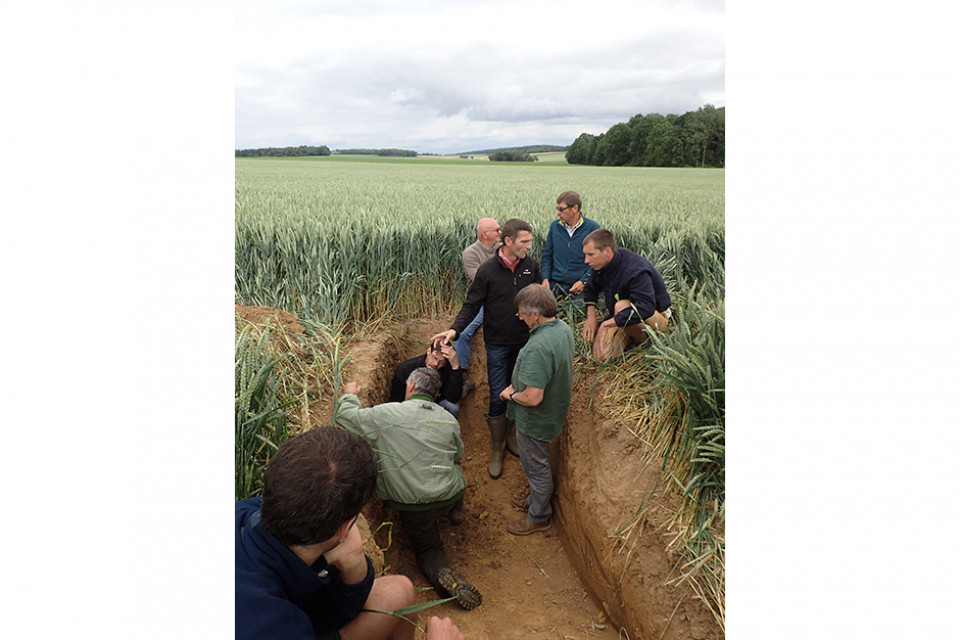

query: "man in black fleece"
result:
(431, 218), (541, 479)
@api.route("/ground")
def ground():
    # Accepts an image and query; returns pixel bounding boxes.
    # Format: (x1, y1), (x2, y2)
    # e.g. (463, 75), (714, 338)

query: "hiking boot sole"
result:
(437, 568), (482, 610)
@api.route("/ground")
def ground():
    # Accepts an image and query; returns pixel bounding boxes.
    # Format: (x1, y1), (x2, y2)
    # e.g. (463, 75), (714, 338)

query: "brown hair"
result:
(556, 190), (582, 210)
(583, 228), (617, 252)
(261, 427), (378, 546)
(501, 218), (533, 242)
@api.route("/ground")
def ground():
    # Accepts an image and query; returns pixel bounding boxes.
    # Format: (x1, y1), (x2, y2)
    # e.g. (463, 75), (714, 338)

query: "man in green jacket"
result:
(335, 367), (482, 610)
(499, 284), (575, 536)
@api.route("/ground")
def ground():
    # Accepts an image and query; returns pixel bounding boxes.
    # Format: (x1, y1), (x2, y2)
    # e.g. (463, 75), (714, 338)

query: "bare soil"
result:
(236, 306), (722, 640)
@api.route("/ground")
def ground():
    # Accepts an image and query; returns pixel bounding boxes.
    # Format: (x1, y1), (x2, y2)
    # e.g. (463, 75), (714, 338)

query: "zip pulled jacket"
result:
(450, 252), (541, 346)
(540, 215), (600, 285)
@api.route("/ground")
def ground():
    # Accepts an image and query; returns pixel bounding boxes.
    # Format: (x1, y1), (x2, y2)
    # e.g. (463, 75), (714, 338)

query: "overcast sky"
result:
(236, 0), (724, 154)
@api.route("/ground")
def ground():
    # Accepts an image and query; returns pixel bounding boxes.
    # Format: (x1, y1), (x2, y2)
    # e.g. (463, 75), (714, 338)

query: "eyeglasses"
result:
(556, 205), (572, 212)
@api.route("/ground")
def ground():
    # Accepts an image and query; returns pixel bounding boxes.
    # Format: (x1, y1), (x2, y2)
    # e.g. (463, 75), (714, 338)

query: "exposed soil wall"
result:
(237, 306), (722, 639)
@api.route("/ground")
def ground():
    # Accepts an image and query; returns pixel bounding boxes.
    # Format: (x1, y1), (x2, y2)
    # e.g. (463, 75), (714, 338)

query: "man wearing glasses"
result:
(453, 217), (502, 396)
(540, 190), (600, 300)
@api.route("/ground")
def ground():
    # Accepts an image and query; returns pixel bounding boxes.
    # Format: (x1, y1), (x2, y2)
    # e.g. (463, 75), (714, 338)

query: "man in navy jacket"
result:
(581, 229), (672, 360)
(235, 427), (417, 640)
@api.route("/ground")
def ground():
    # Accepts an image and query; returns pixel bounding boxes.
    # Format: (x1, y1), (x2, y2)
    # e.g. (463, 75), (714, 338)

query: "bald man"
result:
(453, 217), (501, 391)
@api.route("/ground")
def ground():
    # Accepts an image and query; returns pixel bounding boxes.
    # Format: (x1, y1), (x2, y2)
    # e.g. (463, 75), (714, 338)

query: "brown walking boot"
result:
(507, 515), (552, 536)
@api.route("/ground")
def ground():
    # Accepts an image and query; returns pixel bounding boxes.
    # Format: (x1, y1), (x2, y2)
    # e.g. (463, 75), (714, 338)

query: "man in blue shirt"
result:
(236, 427), (417, 640)
(540, 190), (600, 300)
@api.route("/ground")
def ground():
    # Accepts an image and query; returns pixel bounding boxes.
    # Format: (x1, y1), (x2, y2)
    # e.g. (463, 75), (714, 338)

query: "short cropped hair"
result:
(514, 283), (558, 317)
(583, 228), (617, 252)
(406, 366), (442, 399)
(556, 190), (582, 210)
(501, 218), (533, 242)
(261, 427), (378, 546)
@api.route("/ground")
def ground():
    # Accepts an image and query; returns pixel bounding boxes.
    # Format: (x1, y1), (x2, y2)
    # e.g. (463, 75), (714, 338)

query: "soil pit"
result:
(340, 317), (721, 640)
(236, 306), (722, 640)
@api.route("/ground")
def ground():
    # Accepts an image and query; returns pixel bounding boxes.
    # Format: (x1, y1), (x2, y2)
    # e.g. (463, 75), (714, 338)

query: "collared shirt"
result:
(498, 247), (519, 272)
(564, 215), (584, 238)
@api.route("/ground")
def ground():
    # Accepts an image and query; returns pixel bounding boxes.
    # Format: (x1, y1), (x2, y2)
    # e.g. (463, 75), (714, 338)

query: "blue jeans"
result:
(485, 342), (522, 417)
(438, 398), (460, 419)
(454, 306), (484, 370)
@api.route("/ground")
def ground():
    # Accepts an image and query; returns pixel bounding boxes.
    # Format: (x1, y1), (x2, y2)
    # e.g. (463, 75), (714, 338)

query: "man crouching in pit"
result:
(335, 367), (482, 610)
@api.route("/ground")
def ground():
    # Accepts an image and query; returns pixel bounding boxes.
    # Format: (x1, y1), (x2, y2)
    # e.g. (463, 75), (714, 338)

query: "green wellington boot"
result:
(484, 413), (508, 478)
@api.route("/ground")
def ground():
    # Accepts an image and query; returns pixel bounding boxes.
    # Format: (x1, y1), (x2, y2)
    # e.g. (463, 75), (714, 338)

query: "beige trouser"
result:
(595, 305), (671, 359)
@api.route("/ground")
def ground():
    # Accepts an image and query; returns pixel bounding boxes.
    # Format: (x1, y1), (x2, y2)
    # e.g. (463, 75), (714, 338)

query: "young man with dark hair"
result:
(235, 427), (417, 640)
(581, 229), (672, 360)
(335, 368), (482, 611)
(431, 218), (541, 479)
(540, 190), (600, 300)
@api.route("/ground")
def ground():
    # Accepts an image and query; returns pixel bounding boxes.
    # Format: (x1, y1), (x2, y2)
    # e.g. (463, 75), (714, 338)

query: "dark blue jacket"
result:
(540, 215), (600, 285)
(235, 497), (374, 640)
(583, 248), (671, 326)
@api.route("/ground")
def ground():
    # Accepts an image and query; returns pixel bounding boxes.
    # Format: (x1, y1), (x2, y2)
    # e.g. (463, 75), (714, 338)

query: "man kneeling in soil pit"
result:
(336, 367), (482, 610)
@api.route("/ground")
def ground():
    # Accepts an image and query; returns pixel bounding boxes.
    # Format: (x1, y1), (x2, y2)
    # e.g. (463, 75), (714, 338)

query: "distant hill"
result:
(457, 144), (568, 155)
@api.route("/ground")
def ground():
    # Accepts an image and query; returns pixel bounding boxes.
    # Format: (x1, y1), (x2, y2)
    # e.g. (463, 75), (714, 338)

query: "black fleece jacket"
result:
(450, 252), (541, 346)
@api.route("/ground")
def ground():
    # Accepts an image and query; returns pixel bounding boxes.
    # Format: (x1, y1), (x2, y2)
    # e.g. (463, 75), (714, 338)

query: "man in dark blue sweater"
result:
(581, 229), (672, 360)
(235, 427), (417, 640)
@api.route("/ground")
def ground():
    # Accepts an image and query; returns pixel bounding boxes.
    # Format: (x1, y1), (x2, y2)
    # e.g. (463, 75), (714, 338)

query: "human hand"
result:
(343, 381), (361, 395)
(541, 278), (550, 288)
(499, 385), (515, 401)
(322, 520), (368, 585)
(431, 329), (457, 346)
(438, 341), (458, 367)
(570, 281), (584, 294)
(425, 616), (465, 640)
(581, 317), (597, 342)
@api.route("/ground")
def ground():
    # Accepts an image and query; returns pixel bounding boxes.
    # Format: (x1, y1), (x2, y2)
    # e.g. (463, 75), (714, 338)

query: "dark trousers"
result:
(548, 280), (585, 301)
(397, 497), (462, 588)
(485, 342), (522, 417)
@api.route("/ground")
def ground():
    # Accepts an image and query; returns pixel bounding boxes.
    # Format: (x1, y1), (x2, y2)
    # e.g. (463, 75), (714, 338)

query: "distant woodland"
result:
(234, 105), (723, 167)
(567, 104), (724, 167)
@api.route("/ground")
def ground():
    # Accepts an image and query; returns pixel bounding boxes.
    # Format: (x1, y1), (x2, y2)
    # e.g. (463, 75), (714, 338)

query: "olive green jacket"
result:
(334, 393), (466, 511)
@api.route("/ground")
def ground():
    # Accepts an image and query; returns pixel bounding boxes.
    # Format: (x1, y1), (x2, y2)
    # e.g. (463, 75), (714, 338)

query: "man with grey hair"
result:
(454, 217), (501, 394)
(335, 368), (482, 610)
(499, 284), (574, 536)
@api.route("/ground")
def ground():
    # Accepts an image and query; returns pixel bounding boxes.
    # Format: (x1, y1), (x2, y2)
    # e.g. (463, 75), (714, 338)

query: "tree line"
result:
(334, 148), (418, 157)
(488, 150), (538, 162)
(235, 145), (331, 157)
(566, 104), (724, 168)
